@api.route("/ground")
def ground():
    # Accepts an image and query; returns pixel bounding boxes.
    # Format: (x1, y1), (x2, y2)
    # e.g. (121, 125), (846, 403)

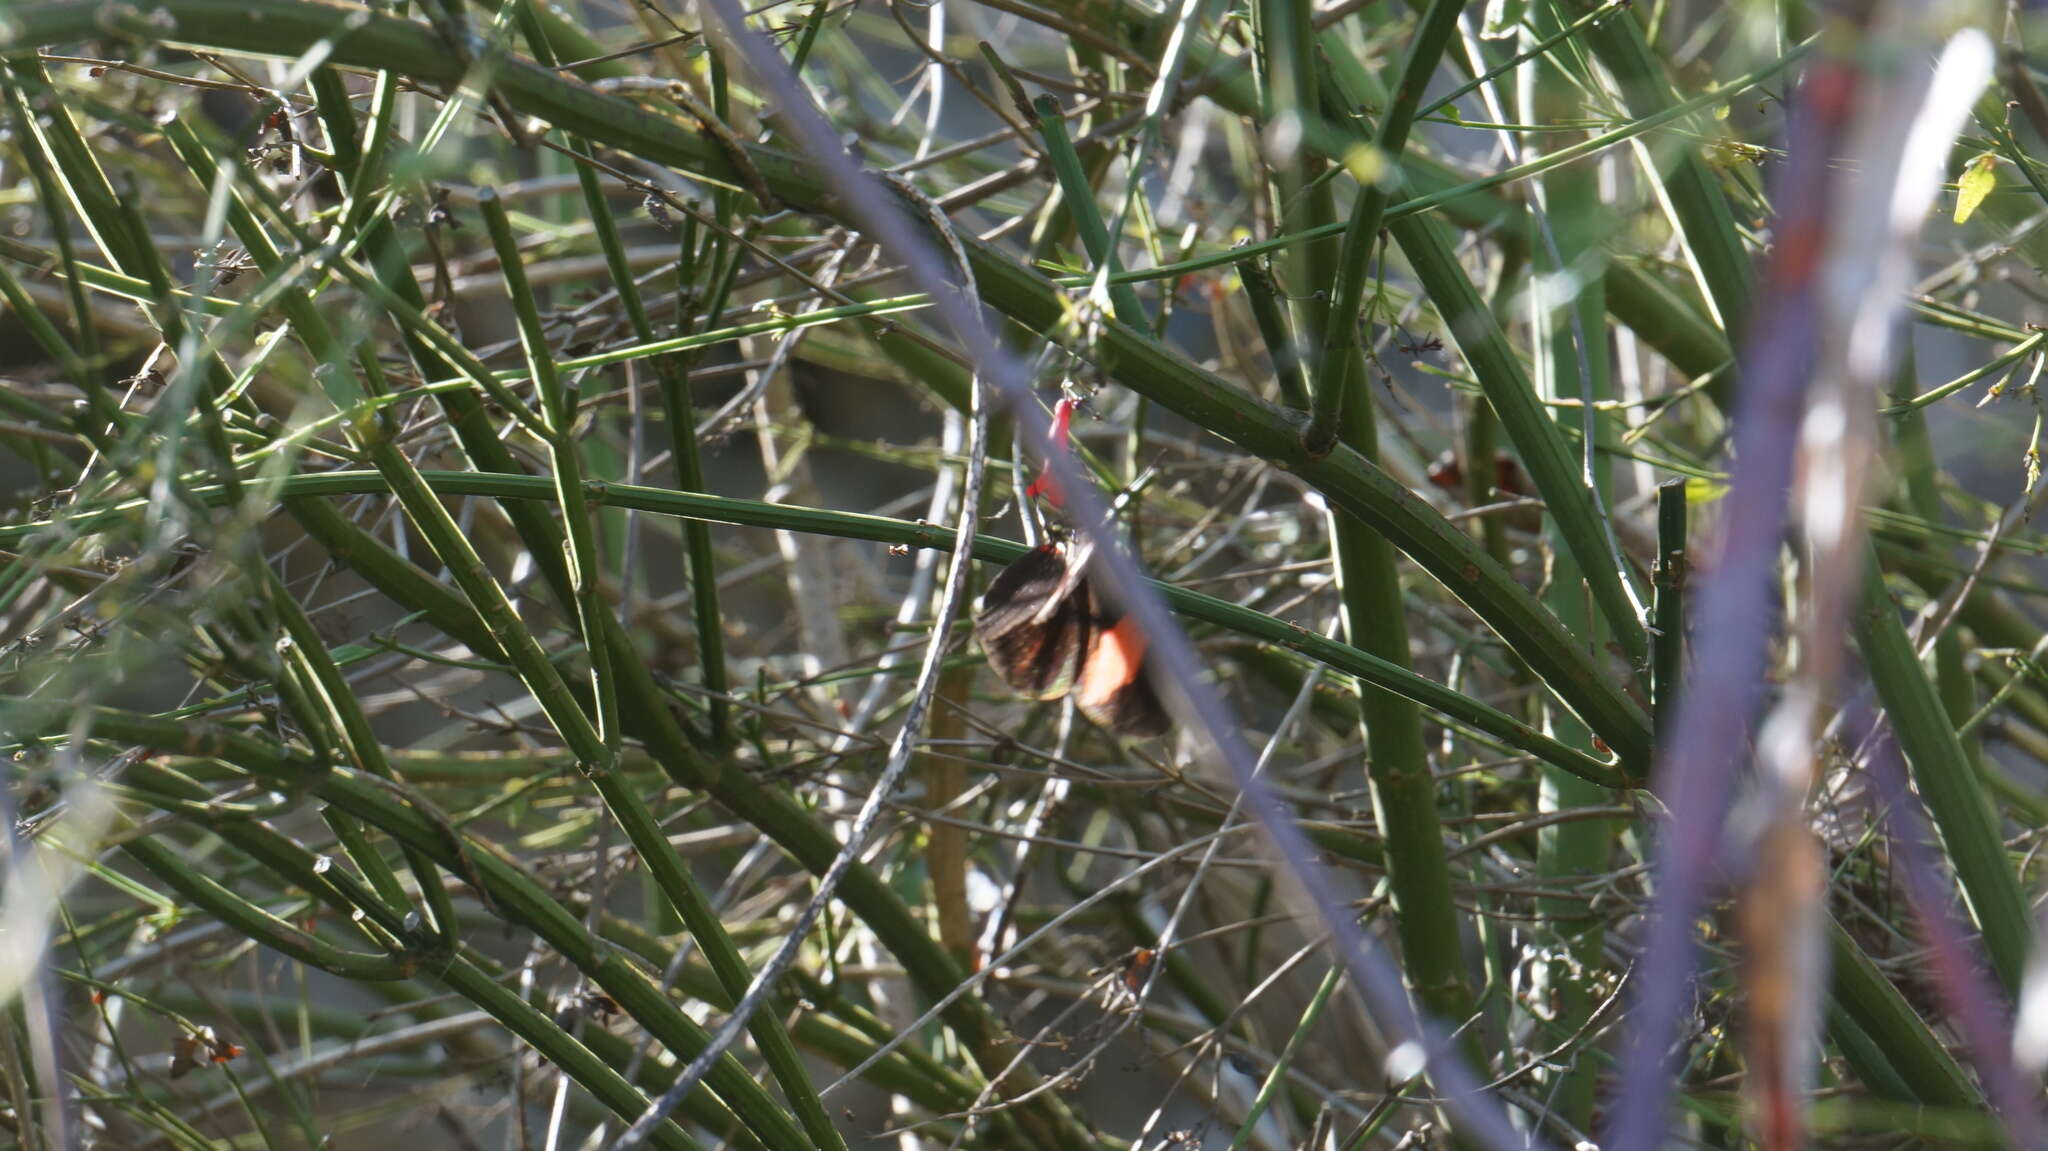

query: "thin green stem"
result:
(2, 467), (1621, 784)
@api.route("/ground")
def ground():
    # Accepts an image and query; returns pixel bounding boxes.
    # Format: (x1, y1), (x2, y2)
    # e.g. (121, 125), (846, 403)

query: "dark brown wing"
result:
(975, 545), (1093, 698)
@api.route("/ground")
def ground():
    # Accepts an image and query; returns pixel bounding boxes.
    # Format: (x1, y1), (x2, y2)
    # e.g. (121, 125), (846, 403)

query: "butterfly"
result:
(973, 537), (1169, 739)
(168, 1027), (242, 1079)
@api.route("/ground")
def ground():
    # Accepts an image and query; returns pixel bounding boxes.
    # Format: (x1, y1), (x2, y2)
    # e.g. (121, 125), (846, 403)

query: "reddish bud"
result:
(1025, 398), (1078, 508)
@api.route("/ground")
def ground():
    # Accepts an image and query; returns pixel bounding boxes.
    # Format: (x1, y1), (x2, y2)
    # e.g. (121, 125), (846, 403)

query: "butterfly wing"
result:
(1075, 613), (1170, 739)
(975, 545), (1092, 699)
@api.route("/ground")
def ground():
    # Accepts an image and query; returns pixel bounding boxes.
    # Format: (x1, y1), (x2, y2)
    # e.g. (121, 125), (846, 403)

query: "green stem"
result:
(1651, 478), (1688, 741)
(5, 0), (1653, 768)
(1029, 93), (1147, 327)
(1825, 918), (1981, 1107)
(1887, 350), (1976, 764)
(1561, 0), (1755, 352)
(478, 188), (622, 762)
(1226, 962), (1344, 1150)
(1304, 0), (1470, 456)
(1526, 58), (1620, 1119)
(50, 702), (822, 1151)
(1237, 255), (1310, 408)
(119, 835), (417, 983)
(1853, 540), (2030, 994)
(506, 0), (732, 745)
(1, 469), (1623, 787)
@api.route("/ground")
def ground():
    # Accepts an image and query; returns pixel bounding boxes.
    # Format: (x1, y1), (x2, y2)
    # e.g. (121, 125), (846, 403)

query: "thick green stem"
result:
(1304, 0), (1470, 456)
(1524, 62), (1620, 1120)
(1030, 93), (1147, 327)
(1826, 919), (1981, 1107)
(1652, 479), (1688, 741)
(1304, 0), (1484, 1099)
(1318, 33), (1652, 680)
(1853, 541), (2030, 994)
(1888, 351), (1977, 760)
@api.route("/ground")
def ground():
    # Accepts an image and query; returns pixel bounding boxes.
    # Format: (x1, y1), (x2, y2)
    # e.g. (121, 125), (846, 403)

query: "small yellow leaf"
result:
(1956, 152), (1999, 225)
(1343, 143), (1388, 184)
(1685, 476), (1729, 505)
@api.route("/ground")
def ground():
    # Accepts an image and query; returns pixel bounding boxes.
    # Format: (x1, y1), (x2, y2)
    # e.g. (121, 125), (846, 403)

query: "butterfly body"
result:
(974, 541), (1169, 739)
